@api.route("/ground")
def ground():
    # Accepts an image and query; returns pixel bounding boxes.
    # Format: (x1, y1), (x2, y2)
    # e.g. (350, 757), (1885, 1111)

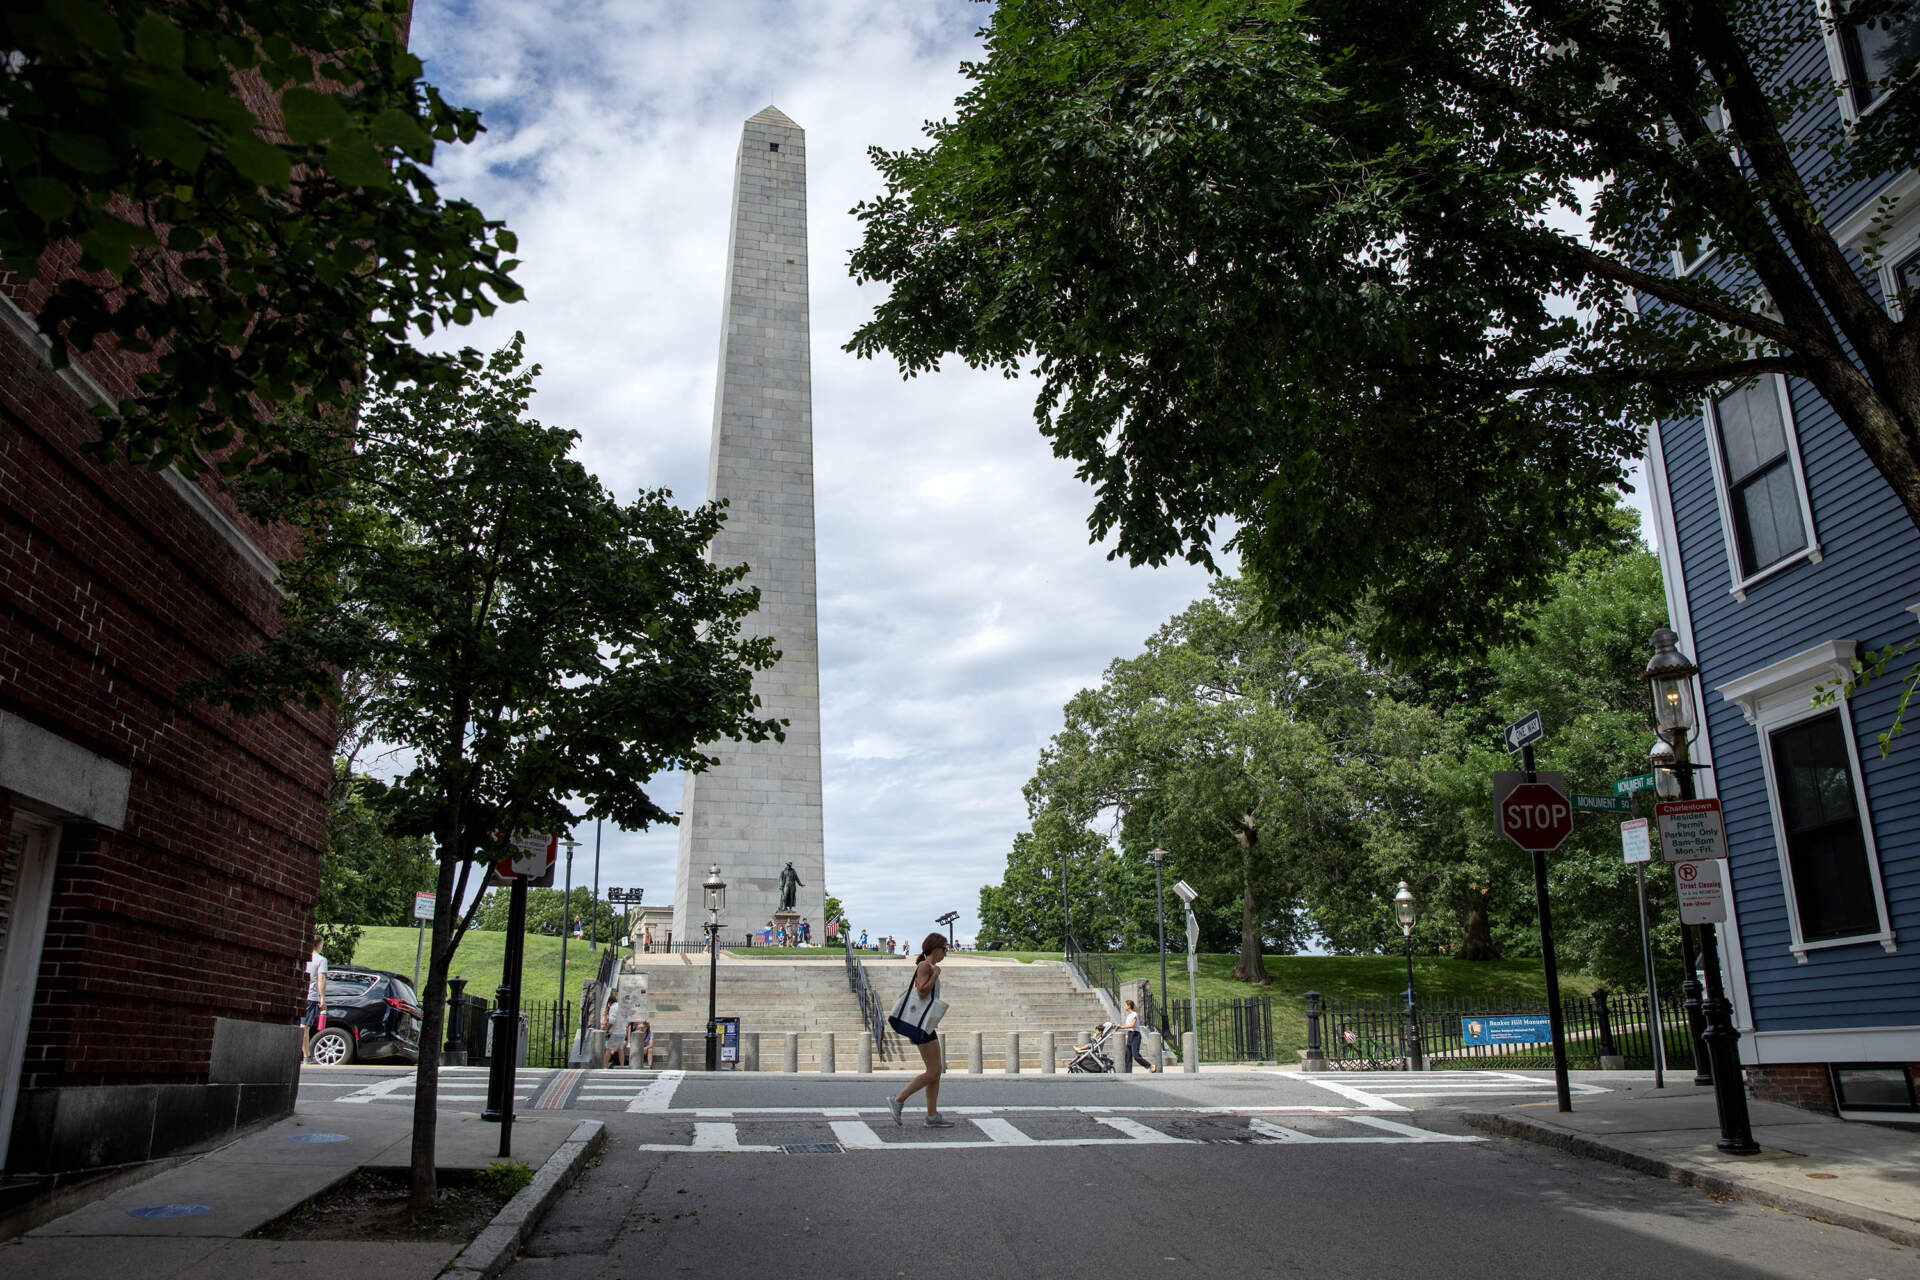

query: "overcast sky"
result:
(405, 0), (1224, 946)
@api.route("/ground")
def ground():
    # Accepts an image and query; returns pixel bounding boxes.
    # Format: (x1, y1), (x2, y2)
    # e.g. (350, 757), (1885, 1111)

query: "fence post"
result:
(743, 1031), (760, 1072)
(1594, 987), (1626, 1069)
(666, 1032), (683, 1070)
(1145, 1030), (1164, 1072)
(783, 1032), (799, 1073)
(1041, 1030), (1056, 1074)
(1182, 1030), (1199, 1072)
(858, 1031), (873, 1074)
(1303, 991), (1325, 1071)
(1005, 1032), (1020, 1074)
(820, 1031), (836, 1074)
(968, 1031), (983, 1074)
(445, 978), (469, 1066)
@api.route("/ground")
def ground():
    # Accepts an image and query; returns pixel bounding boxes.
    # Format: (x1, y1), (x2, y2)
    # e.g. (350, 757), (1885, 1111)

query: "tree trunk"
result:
(1456, 894), (1500, 961)
(407, 832), (459, 1216)
(1230, 828), (1269, 985)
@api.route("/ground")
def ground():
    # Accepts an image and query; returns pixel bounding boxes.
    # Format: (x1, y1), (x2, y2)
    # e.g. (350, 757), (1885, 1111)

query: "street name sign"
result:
(1503, 710), (1544, 753)
(1620, 818), (1651, 865)
(1572, 793), (1633, 814)
(413, 891), (436, 920)
(1498, 781), (1574, 852)
(1461, 1015), (1554, 1046)
(1673, 859), (1728, 924)
(1614, 773), (1658, 796)
(1656, 799), (1729, 863)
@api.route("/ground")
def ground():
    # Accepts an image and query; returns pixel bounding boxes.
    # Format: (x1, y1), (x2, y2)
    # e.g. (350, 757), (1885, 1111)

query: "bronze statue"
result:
(778, 861), (803, 913)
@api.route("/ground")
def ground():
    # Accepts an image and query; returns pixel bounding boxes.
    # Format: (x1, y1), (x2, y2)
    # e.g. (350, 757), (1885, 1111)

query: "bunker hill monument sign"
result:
(672, 107), (826, 943)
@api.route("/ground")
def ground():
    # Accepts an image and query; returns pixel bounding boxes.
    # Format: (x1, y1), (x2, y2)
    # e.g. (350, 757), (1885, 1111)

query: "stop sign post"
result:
(1499, 782), (1574, 851)
(1495, 735), (1573, 1113)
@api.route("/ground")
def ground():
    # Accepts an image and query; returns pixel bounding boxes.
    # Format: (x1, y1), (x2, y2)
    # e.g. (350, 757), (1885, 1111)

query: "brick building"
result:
(0, 255), (333, 1177)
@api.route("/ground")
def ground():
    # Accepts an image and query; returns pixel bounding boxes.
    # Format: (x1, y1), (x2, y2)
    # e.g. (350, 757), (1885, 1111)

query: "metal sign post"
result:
(1496, 732), (1573, 1114)
(1620, 819), (1664, 1088)
(411, 890), (435, 990)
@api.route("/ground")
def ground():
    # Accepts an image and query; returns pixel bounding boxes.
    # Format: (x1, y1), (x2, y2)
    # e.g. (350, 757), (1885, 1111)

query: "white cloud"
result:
(408, 0), (1218, 945)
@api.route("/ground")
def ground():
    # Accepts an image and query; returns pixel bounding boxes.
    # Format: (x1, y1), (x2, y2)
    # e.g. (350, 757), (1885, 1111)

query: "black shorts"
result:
(304, 1000), (321, 1026)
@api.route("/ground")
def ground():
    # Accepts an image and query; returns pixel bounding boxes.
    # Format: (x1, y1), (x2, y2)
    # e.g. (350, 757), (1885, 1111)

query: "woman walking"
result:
(885, 933), (954, 1128)
(1120, 999), (1159, 1072)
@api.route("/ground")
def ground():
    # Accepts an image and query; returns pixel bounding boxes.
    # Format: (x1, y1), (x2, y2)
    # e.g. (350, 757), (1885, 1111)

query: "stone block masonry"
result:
(673, 107), (825, 943)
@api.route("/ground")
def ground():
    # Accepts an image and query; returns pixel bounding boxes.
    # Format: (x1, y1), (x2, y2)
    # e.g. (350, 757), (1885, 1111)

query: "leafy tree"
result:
(474, 885), (602, 937)
(822, 895), (844, 928)
(1, 0), (519, 497)
(320, 763), (436, 927)
(848, 0), (1920, 660)
(197, 337), (781, 1214)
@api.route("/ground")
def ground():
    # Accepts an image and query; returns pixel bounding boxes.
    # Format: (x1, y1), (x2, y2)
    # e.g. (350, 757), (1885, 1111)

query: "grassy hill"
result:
(344, 925), (612, 1011)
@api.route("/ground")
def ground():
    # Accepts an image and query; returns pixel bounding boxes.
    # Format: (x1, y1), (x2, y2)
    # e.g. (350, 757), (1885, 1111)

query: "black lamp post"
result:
(1394, 880), (1423, 1071)
(702, 863), (725, 1071)
(936, 910), (960, 948)
(1061, 851), (1070, 950)
(1148, 848), (1171, 1039)
(557, 836), (579, 1018)
(1651, 733), (1713, 1086)
(1645, 627), (1758, 1154)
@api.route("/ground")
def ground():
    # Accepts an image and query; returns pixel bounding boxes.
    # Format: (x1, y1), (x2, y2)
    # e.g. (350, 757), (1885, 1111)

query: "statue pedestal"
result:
(773, 911), (802, 946)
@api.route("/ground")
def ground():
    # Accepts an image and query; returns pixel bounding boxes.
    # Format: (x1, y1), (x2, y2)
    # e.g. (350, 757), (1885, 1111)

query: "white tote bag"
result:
(888, 973), (947, 1043)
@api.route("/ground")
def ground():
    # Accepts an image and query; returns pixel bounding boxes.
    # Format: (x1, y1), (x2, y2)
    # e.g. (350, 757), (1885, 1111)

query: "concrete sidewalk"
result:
(1463, 1079), (1920, 1248)
(0, 1101), (603, 1280)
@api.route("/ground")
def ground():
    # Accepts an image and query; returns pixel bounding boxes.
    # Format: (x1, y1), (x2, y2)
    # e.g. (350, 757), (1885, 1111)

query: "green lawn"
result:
(346, 925), (611, 1011)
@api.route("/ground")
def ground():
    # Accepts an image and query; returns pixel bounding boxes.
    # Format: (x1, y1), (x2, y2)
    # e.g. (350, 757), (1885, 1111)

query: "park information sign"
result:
(1674, 859), (1728, 924)
(413, 891), (436, 920)
(1620, 818), (1651, 864)
(1461, 1016), (1554, 1046)
(1656, 799), (1728, 863)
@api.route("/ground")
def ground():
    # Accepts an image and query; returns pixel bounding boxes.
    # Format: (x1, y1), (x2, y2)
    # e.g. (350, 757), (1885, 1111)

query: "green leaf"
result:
(133, 12), (185, 69)
(370, 107), (432, 156)
(322, 135), (394, 188)
(49, 132), (117, 174)
(133, 117), (206, 172)
(225, 134), (292, 188)
(15, 177), (75, 222)
(56, 0), (124, 55)
(282, 88), (353, 145)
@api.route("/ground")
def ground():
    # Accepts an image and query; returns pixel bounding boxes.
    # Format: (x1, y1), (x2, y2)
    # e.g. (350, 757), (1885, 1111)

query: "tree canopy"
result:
(848, 0), (1920, 660)
(2, 0), (519, 499)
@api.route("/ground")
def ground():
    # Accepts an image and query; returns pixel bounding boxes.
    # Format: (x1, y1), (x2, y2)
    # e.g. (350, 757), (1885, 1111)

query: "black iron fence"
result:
(1164, 994), (1276, 1063)
(1313, 988), (1697, 1071)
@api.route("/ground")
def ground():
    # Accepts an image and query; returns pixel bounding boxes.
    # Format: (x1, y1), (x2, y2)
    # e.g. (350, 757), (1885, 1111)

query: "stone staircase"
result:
(615, 956), (1110, 1070)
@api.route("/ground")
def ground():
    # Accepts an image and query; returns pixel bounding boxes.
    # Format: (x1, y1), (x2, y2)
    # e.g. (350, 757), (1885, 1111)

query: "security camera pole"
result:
(1172, 879), (1199, 1059)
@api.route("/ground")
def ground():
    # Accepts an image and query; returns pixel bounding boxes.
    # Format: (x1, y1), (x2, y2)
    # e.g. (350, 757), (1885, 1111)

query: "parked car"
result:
(308, 967), (423, 1066)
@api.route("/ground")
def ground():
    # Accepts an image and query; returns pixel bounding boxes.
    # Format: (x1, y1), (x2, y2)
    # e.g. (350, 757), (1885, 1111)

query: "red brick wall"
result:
(0, 314), (332, 1091)
(1745, 1063), (1837, 1115)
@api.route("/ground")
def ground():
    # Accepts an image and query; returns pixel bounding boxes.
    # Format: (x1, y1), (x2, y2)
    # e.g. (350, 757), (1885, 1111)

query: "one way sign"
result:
(1503, 711), (1543, 753)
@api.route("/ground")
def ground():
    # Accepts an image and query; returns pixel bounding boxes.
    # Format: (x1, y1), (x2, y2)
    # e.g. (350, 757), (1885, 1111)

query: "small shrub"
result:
(474, 1160), (533, 1199)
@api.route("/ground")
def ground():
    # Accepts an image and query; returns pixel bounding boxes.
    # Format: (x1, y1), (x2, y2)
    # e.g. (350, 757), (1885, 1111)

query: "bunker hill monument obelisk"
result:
(672, 106), (826, 943)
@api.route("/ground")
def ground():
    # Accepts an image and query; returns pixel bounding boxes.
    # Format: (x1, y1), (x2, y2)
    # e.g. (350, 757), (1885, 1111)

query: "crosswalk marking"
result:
(829, 1119), (885, 1149)
(971, 1118), (1036, 1145)
(1094, 1115), (1196, 1144)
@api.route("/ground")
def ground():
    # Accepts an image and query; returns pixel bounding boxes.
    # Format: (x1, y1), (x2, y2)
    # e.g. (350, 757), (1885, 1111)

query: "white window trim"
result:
(1700, 376), (1822, 600)
(1816, 0), (1905, 124)
(1666, 104), (1737, 278)
(1831, 169), (1920, 319)
(1716, 638), (1897, 962)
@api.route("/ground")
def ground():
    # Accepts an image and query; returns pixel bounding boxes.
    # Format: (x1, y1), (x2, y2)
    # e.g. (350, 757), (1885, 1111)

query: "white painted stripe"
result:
(1247, 1119), (1316, 1142)
(829, 1119), (885, 1149)
(337, 1075), (415, 1105)
(628, 1070), (685, 1114)
(1092, 1116), (1193, 1143)
(971, 1118), (1036, 1145)
(692, 1122), (740, 1150)
(1293, 1076), (1410, 1111)
(1342, 1115), (1479, 1142)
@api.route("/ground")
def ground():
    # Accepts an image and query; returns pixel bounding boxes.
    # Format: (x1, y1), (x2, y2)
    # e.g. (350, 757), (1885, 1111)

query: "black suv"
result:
(308, 967), (423, 1066)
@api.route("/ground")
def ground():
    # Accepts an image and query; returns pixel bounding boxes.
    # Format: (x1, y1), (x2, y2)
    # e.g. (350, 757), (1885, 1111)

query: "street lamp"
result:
(558, 836), (580, 1025)
(1650, 733), (1710, 1082)
(1148, 848), (1171, 1039)
(1171, 878), (1199, 1057)
(1394, 881), (1423, 1072)
(936, 910), (960, 948)
(1644, 627), (1758, 1154)
(702, 864), (726, 1071)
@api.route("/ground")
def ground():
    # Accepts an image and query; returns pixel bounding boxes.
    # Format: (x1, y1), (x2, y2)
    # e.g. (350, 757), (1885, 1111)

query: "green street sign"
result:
(1614, 773), (1657, 796)
(1573, 793), (1634, 814)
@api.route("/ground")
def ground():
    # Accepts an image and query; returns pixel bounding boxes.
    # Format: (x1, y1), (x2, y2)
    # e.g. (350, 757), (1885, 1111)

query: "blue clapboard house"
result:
(1643, 8), (1919, 1117)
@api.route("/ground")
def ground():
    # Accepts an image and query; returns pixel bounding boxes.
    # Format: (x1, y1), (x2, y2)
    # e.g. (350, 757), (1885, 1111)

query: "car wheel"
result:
(309, 1027), (355, 1066)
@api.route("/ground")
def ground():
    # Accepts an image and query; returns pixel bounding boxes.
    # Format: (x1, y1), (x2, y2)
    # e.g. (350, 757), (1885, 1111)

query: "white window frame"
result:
(1700, 375), (1822, 600)
(1716, 638), (1897, 962)
(1668, 102), (1739, 277)
(1817, 0), (1908, 123)
(1831, 169), (1920, 319)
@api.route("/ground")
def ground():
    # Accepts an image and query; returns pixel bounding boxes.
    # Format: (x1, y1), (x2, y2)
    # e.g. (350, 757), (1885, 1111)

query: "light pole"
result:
(591, 818), (603, 948)
(936, 910), (960, 948)
(702, 863), (725, 1071)
(1171, 878), (1199, 1057)
(1651, 733), (1710, 1085)
(1148, 848), (1170, 1039)
(557, 835), (579, 1022)
(1645, 627), (1758, 1154)
(1394, 881), (1422, 1071)
(1060, 850), (1070, 950)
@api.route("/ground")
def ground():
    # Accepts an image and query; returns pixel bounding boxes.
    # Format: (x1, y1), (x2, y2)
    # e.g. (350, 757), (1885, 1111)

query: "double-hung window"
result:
(1822, 0), (1916, 121)
(1703, 376), (1819, 596)
(1718, 640), (1896, 961)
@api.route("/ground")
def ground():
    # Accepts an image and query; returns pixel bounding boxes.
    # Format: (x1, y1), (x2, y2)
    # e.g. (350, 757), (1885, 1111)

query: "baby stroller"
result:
(1068, 1022), (1119, 1073)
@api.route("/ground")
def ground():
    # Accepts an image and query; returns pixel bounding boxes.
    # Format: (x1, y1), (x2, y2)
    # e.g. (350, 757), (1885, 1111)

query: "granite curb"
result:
(1461, 1110), (1920, 1250)
(441, 1119), (606, 1280)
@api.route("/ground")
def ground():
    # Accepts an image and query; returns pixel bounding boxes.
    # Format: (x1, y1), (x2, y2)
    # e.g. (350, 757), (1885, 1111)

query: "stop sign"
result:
(1499, 782), (1574, 851)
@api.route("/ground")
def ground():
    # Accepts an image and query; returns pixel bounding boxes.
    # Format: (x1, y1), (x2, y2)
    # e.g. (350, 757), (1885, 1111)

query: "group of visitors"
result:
(760, 917), (813, 947)
(601, 991), (652, 1068)
(855, 930), (906, 954)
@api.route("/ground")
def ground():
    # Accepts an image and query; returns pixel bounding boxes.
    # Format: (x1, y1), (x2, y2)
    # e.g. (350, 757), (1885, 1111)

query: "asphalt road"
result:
(297, 1067), (1916, 1279)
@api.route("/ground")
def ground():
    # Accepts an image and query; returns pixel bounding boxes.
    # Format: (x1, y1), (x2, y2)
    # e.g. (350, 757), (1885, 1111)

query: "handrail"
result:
(1064, 930), (1120, 1006)
(844, 934), (895, 1059)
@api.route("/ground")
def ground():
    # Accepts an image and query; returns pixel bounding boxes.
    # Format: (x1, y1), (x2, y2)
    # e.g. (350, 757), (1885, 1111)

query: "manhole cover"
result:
(781, 1142), (844, 1155)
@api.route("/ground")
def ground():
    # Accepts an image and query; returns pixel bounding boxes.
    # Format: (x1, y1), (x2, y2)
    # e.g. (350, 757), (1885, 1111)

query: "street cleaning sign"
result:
(1461, 1016), (1554, 1046)
(1620, 818), (1651, 864)
(1673, 859), (1728, 924)
(1656, 799), (1729, 863)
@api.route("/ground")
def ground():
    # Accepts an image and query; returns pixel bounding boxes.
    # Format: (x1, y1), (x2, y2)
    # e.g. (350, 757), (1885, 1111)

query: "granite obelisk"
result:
(672, 107), (825, 944)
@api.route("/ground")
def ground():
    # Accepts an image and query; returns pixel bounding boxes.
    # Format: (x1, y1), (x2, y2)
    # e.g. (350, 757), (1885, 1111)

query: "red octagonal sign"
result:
(1499, 782), (1574, 851)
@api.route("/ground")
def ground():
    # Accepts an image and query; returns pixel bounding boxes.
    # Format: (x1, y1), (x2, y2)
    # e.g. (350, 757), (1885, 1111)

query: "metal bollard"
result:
(1303, 990), (1326, 1071)
(1005, 1031), (1020, 1074)
(666, 1032), (683, 1071)
(783, 1032), (799, 1073)
(820, 1031), (836, 1074)
(858, 1032), (873, 1074)
(1182, 1030), (1198, 1073)
(968, 1031), (983, 1074)
(1145, 1030), (1164, 1072)
(743, 1031), (760, 1072)
(1041, 1030), (1056, 1074)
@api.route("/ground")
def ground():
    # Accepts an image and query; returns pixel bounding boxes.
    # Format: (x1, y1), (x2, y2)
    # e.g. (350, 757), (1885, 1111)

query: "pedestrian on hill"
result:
(859, 929), (869, 950)
(643, 925), (653, 953)
(1120, 999), (1159, 1072)
(800, 917), (811, 945)
(603, 993), (627, 1068)
(302, 944), (328, 1060)
(886, 933), (954, 1128)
